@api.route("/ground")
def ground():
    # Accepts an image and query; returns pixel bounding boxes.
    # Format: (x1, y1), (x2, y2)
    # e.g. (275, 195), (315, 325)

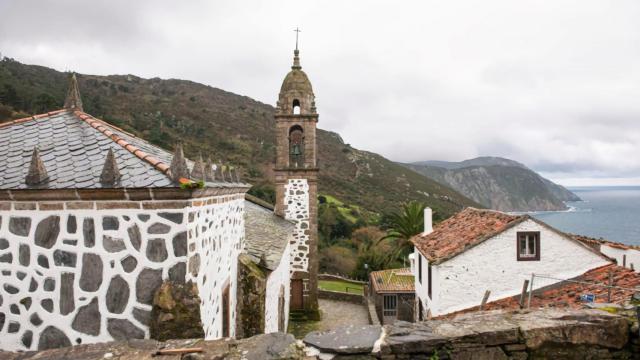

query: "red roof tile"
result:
(572, 234), (640, 251)
(370, 268), (415, 293)
(443, 264), (640, 317)
(411, 208), (525, 264)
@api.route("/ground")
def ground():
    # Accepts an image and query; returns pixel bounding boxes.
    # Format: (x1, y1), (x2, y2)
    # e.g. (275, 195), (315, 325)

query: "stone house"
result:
(0, 73), (293, 351)
(410, 207), (613, 318)
(368, 268), (414, 325)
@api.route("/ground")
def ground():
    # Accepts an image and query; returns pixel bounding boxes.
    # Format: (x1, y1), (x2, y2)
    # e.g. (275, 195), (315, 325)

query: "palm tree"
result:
(378, 201), (426, 264)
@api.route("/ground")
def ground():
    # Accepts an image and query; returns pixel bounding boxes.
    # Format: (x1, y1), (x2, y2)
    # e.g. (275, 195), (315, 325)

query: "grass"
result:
(322, 194), (363, 223)
(318, 279), (364, 294)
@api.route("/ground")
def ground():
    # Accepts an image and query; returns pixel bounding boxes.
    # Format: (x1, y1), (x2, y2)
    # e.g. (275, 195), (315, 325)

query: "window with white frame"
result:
(517, 231), (540, 261)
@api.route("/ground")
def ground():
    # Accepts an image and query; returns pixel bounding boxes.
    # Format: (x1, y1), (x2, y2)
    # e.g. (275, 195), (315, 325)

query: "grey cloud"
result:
(1, 0), (640, 185)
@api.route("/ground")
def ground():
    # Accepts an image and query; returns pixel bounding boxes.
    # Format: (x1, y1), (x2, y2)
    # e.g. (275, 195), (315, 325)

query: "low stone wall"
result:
(367, 298), (380, 326)
(0, 308), (636, 359)
(318, 289), (364, 304)
(319, 273), (366, 285)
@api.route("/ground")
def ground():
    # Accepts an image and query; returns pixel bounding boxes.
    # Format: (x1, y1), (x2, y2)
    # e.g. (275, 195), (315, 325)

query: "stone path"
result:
(317, 299), (370, 331)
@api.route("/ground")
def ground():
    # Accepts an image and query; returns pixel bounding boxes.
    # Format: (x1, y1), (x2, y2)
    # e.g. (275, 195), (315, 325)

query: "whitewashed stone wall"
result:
(600, 245), (640, 272)
(425, 220), (610, 316)
(0, 194), (244, 351)
(264, 242), (291, 333)
(186, 196), (244, 339)
(284, 179), (310, 272)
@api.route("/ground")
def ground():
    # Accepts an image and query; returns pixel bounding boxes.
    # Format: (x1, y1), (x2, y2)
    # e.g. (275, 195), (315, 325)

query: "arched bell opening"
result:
(289, 125), (305, 168)
(292, 99), (301, 115)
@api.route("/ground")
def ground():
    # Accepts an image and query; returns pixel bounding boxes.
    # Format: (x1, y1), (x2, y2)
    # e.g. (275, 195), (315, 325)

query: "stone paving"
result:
(317, 299), (370, 331)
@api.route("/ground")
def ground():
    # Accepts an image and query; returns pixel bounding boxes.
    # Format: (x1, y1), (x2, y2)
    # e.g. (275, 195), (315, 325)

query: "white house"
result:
(573, 234), (640, 272)
(410, 207), (612, 318)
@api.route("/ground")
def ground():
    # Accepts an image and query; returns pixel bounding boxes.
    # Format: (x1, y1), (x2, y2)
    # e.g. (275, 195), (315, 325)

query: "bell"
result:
(291, 144), (301, 156)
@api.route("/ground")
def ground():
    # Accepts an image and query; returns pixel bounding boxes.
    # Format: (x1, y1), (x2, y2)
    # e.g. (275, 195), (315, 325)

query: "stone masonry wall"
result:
(185, 194), (244, 340)
(284, 179), (310, 273)
(0, 308), (634, 359)
(0, 193), (244, 351)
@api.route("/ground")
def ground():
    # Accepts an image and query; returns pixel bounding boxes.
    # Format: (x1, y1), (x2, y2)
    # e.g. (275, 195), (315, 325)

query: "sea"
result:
(530, 186), (640, 247)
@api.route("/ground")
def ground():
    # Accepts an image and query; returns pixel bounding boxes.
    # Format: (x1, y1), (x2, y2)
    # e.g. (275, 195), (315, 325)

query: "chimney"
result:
(423, 207), (433, 235)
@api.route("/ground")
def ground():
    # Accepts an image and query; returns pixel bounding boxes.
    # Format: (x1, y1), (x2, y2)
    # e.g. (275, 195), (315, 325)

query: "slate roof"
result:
(411, 208), (526, 264)
(0, 110), (236, 189)
(370, 268), (414, 294)
(442, 264), (640, 317)
(244, 199), (294, 271)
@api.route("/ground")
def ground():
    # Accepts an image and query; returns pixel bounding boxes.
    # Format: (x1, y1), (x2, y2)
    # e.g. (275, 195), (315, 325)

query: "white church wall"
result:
(0, 193), (245, 351)
(284, 179), (310, 273)
(185, 194), (245, 340)
(432, 219), (610, 316)
(264, 241), (291, 333)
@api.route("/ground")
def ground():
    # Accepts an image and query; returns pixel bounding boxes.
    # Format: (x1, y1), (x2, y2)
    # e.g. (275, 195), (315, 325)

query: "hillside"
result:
(403, 157), (580, 212)
(0, 57), (479, 219)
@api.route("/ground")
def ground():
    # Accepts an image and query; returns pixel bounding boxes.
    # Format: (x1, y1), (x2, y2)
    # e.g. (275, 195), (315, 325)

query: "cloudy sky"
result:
(1, 0), (640, 186)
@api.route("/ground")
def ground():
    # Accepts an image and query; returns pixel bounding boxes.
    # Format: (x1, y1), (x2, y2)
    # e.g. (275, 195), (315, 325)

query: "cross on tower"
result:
(294, 27), (301, 50)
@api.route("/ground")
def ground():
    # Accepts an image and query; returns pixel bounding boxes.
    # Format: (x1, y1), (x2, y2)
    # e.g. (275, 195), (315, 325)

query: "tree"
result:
(378, 201), (426, 264)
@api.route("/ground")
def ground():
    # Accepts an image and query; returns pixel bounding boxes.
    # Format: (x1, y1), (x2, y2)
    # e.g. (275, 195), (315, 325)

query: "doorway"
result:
(382, 294), (398, 324)
(291, 279), (303, 310)
(222, 283), (230, 337)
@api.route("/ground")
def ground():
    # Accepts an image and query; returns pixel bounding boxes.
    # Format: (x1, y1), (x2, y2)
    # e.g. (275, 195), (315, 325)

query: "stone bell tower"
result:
(274, 46), (319, 316)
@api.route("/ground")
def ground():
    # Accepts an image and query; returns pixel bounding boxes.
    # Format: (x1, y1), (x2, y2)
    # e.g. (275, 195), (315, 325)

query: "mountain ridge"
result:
(0, 57), (480, 219)
(402, 157), (580, 212)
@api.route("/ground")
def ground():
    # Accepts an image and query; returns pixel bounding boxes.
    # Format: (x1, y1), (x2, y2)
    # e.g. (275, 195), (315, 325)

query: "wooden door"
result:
(278, 286), (286, 331)
(290, 279), (303, 310)
(383, 294), (398, 325)
(222, 283), (230, 337)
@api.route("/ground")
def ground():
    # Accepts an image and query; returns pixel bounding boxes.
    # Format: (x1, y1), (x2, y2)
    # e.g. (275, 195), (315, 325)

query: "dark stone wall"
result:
(235, 254), (267, 339)
(149, 281), (204, 342)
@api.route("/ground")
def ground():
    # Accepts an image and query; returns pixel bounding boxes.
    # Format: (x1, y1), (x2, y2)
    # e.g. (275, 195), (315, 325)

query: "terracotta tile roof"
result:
(411, 208), (526, 264)
(370, 268), (414, 293)
(443, 264), (640, 317)
(572, 234), (640, 251)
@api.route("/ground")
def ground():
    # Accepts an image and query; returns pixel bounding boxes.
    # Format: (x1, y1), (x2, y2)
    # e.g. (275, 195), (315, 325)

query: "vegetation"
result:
(378, 201), (426, 264)
(318, 280), (364, 294)
(0, 57), (482, 278)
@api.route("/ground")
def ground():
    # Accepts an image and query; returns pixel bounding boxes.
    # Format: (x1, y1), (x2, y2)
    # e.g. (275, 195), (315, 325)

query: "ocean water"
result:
(531, 186), (640, 246)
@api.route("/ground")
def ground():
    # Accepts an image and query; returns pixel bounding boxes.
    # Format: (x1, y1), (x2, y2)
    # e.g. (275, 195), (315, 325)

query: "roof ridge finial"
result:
(190, 152), (206, 182)
(205, 157), (215, 182)
(26, 147), (49, 186)
(292, 27), (302, 70)
(169, 143), (190, 183)
(63, 72), (83, 111)
(100, 148), (121, 186)
(215, 161), (226, 182)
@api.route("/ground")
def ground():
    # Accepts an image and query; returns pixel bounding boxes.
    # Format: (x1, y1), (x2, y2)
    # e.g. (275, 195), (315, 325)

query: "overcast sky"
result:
(1, 0), (639, 186)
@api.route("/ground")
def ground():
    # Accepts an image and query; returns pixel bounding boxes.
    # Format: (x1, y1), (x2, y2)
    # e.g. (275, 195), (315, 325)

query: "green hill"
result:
(0, 57), (479, 219)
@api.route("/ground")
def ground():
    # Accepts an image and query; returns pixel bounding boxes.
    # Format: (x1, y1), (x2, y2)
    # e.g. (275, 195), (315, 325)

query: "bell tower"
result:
(274, 45), (319, 316)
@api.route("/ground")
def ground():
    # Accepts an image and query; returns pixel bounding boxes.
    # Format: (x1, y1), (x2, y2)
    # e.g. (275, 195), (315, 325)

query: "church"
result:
(0, 47), (320, 350)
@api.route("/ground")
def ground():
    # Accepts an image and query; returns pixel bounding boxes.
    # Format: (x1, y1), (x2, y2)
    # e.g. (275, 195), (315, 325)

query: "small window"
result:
(418, 255), (422, 284)
(517, 232), (540, 261)
(383, 295), (397, 317)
